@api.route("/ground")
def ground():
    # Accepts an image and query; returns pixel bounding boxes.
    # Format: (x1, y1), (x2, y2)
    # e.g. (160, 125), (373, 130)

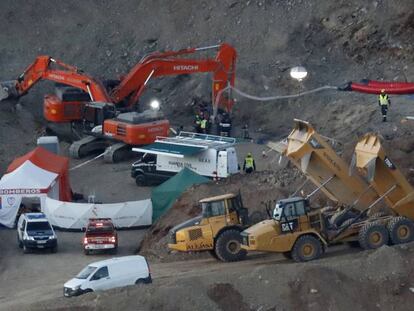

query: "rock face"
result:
(1, 0), (414, 173)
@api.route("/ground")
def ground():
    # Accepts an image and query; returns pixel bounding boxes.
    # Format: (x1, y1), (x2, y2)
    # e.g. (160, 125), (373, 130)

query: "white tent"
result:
(0, 161), (60, 228)
(42, 197), (152, 229)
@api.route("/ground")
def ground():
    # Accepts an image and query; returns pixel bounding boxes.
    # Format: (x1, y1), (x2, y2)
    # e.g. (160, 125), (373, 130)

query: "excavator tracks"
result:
(103, 143), (135, 163)
(69, 136), (108, 159)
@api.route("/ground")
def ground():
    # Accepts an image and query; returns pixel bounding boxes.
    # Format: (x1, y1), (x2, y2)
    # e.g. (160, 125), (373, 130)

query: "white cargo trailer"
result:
(131, 132), (239, 186)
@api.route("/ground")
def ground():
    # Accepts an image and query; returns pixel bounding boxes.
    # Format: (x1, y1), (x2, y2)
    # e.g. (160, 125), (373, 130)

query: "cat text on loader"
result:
(168, 193), (254, 262)
(241, 123), (414, 262)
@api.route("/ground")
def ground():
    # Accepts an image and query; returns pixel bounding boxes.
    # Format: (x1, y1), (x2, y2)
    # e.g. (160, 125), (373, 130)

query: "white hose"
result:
(69, 151), (108, 171)
(213, 84), (338, 118)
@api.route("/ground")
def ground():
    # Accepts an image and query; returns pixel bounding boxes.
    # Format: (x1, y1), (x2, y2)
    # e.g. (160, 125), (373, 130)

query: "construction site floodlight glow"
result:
(150, 99), (160, 110)
(290, 66), (308, 81)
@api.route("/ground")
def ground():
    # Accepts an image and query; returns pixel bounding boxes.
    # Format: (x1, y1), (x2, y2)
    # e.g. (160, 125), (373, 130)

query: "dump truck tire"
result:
(358, 222), (389, 250)
(330, 209), (358, 228)
(214, 229), (247, 262)
(291, 235), (323, 262)
(387, 216), (414, 245)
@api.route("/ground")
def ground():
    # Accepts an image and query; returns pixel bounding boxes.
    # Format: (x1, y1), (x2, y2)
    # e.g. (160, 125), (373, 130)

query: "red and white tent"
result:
(0, 147), (72, 227)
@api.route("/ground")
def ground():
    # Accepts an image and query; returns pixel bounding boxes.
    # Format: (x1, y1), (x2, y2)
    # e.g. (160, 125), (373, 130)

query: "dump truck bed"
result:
(353, 134), (414, 219)
(282, 119), (378, 211)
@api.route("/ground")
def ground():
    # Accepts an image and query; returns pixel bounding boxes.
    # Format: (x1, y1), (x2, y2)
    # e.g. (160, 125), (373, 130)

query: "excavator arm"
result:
(0, 55), (111, 102)
(110, 43), (236, 112)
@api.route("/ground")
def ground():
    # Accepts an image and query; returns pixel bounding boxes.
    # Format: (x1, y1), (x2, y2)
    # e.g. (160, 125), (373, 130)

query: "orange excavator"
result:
(0, 43), (236, 162)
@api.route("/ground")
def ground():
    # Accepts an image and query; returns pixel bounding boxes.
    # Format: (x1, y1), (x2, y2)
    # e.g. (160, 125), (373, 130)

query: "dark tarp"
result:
(151, 168), (210, 221)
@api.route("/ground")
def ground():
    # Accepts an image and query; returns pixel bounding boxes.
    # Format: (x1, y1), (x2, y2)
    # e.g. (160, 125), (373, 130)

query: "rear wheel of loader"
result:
(387, 217), (414, 245)
(214, 229), (246, 262)
(209, 250), (219, 260)
(358, 222), (389, 250)
(282, 251), (292, 259)
(291, 235), (323, 262)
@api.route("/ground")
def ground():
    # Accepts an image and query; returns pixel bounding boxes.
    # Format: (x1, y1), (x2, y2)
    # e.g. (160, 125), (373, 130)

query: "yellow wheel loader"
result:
(168, 193), (265, 262)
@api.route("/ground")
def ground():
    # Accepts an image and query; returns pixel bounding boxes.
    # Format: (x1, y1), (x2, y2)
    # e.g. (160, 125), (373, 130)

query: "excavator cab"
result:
(168, 193), (249, 262)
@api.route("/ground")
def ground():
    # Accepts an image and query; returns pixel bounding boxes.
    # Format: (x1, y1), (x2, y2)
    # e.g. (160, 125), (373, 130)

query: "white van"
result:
(63, 255), (151, 297)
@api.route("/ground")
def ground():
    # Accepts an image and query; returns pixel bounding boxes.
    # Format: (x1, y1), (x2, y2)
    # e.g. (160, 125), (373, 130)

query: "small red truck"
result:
(82, 218), (118, 255)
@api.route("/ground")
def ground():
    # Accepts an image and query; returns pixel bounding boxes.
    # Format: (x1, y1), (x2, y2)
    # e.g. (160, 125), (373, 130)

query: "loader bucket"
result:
(0, 80), (18, 101)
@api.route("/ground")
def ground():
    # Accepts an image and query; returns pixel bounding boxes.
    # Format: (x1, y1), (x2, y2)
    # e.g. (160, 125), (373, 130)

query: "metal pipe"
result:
(195, 44), (220, 51)
(331, 184), (397, 241)
(144, 69), (155, 86)
(86, 84), (94, 101)
(306, 176), (335, 199)
(291, 178), (310, 197)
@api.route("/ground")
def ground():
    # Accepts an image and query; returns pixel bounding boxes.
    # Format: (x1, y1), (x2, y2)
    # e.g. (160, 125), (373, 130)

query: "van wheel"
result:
(51, 245), (58, 253)
(387, 217), (414, 245)
(110, 247), (117, 255)
(291, 235), (323, 262)
(135, 279), (145, 285)
(358, 222), (389, 250)
(214, 229), (247, 262)
(84, 249), (90, 255)
(83, 289), (93, 294)
(135, 174), (146, 186)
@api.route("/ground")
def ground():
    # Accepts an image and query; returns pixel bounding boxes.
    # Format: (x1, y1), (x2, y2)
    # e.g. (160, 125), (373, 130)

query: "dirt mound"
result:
(16, 243), (414, 311)
(139, 170), (293, 262)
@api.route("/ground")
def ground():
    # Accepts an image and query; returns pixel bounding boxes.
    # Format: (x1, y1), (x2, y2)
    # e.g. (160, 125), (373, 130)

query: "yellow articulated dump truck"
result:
(168, 193), (263, 262)
(241, 125), (414, 262)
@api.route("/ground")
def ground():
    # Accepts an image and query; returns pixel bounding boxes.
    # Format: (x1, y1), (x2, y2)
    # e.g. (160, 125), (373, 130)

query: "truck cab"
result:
(241, 197), (329, 262)
(168, 193), (249, 262)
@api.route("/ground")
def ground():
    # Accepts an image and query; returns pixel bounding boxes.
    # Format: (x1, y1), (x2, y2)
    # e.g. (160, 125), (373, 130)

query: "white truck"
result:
(131, 132), (239, 186)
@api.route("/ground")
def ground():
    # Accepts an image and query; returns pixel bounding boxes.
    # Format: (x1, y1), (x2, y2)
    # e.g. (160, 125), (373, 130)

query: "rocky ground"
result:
(1, 0), (414, 310)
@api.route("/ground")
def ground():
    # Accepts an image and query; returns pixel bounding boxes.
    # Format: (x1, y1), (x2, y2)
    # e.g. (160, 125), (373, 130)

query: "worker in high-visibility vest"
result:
(378, 89), (391, 122)
(200, 117), (208, 134)
(243, 153), (256, 174)
(194, 114), (202, 133)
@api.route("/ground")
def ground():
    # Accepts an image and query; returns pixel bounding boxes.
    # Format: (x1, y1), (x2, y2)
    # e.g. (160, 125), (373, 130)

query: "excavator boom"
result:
(111, 43), (236, 111)
(0, 55), (111, 102)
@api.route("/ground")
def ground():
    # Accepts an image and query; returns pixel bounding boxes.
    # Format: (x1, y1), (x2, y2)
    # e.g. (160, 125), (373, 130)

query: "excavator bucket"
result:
(284, 119), (378, 210)
(0, 80), (19, 101)
(354, 133), (414, 219)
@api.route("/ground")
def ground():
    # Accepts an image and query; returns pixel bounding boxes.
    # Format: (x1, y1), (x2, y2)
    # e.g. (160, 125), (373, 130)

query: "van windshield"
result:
(76, 266), (97, 279)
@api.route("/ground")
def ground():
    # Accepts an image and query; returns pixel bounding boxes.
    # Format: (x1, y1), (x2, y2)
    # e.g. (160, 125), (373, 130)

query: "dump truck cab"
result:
(242, 197), (329, 261)
(168, 193), (249, 262)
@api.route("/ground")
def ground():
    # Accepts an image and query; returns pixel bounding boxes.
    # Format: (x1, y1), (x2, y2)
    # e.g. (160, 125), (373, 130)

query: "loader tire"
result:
(214, 229), (246, 262)
(291, 235), (323, 262)
(387, 217), (414, 245)
(358, 222), (389, 250)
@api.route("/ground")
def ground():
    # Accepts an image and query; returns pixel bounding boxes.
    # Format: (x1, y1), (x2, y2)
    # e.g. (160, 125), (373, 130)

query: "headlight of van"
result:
(25, 234), (35, 241)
